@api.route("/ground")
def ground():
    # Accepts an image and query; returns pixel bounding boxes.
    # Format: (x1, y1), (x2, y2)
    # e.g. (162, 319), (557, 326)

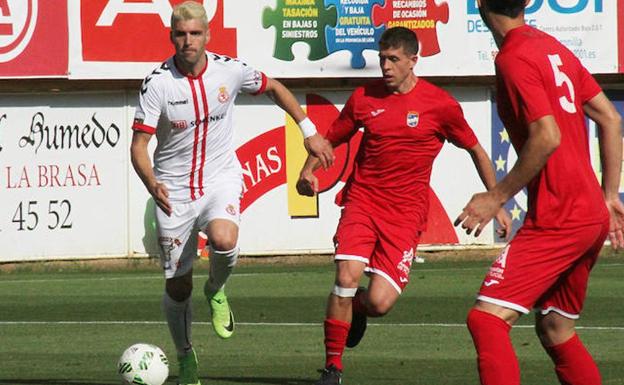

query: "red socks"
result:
(545, 333), (601, 385)
(324, 318), (350, 370)
(467, 308), (520, 385)
(467, 309), (601, 385)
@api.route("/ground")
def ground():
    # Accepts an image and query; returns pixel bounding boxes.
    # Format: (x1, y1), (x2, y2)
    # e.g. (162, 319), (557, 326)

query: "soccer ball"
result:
(117, 343), (169, 385)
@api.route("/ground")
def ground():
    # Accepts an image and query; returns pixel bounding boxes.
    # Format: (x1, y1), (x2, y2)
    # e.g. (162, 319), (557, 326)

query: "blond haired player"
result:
(130, 2), (334, 384)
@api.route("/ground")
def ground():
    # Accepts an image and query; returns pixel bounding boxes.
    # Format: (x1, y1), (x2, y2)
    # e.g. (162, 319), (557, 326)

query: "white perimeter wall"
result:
(1, 86), (614, 262)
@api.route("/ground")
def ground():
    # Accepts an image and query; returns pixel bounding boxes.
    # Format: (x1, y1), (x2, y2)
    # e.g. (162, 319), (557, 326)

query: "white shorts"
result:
(156, 178), (242, 279)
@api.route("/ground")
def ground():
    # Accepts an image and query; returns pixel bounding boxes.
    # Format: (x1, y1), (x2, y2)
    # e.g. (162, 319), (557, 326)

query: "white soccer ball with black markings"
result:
(118, 343), (169, 385)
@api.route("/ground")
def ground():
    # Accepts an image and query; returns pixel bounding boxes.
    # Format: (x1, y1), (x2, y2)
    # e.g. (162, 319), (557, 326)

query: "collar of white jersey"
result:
(172, 51), (209, 80)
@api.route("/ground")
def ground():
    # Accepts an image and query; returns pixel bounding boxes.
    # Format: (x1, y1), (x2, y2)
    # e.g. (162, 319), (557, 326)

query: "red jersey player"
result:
(455, 1), (624, 385)
(297, 27), (511, 385)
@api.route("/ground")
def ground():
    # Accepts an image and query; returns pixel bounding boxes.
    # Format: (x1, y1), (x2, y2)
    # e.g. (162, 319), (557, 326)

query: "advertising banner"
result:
(618, 0), (624, 72)
(69, 0), (236, 79)
(0, 93), (130, 261)
(490, 91), (624, 240)
(0, 0), (67, 77)
(67, 0), (619, 79)
(128, 88), (495, 257)
(2, 89), (619, 261)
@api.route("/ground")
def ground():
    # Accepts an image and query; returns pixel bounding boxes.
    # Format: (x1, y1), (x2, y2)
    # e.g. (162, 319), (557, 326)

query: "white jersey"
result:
(133, 51), (266, 203)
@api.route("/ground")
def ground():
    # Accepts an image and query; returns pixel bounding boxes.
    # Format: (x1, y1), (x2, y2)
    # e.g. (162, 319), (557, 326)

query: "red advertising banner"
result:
(619, 0), (624, 72)
(0, 0), (67, 77)
(80, 0), (236, 63)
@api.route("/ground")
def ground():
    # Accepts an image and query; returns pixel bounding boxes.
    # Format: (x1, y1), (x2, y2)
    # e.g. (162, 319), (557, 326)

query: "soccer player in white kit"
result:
(130, 2), (334, 384)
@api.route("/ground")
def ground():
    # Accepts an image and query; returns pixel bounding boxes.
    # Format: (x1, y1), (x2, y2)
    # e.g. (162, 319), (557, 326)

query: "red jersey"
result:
(495, 25), (607, 229)
(326, 79), (478, 231)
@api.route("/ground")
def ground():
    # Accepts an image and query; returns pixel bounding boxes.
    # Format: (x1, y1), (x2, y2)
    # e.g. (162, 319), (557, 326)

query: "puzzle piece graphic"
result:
(262, 0), (337, 61)
(372, 0), (449, 57)
(324, 0), (385, 68)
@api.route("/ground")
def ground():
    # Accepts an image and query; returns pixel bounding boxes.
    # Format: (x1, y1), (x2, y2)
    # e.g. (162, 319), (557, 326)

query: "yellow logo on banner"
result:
(285, 110), (319, 217)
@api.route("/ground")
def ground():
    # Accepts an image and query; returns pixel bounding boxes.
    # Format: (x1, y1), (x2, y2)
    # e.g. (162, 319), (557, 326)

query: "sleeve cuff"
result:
(251, 73), (268, 96)
(132, 122), (156, 135)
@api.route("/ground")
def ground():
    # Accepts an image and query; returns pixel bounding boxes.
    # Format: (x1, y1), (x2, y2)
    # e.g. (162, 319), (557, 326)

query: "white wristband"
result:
(298, 117), (317, 139)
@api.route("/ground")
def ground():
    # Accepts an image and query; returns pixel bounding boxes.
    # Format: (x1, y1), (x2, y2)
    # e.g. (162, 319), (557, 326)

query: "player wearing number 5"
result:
(130, 2), (333, 385)
(455, 2), (624, 385)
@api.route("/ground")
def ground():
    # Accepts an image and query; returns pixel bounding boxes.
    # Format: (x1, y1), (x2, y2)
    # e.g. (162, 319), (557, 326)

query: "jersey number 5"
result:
(548, 54), (577, 114)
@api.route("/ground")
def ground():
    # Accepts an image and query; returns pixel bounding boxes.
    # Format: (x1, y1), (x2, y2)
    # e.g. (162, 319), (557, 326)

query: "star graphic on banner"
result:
(510, 204), (522, 221)
(499, 129), (509, 143)
(495, 155), (506, 171)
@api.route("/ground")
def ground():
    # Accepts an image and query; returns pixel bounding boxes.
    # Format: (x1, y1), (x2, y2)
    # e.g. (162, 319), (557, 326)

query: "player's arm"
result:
(130, 131), (172, 216)
(456, 116), (560, 236)
(296, 154), (325, 196)
(583, 92), (624, 249)
(465, 143), (512, 239)
(296, 91), (361, 197)
(264, 77), (335, 169)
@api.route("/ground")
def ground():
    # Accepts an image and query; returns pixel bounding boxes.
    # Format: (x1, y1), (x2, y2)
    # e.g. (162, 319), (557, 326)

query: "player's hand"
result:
(454, 191), (503, 237)
(605, 197), (624, 250)
(494, 208), (512, 241)
(296, 170), (318, 196)
(150, 182), (172, 216)
(304, 134), (335, 170)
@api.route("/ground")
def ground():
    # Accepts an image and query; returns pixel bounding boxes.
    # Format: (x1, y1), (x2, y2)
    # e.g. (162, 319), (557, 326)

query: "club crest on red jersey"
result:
(218, 86), (230, 103)
(407, 111), (419, 128)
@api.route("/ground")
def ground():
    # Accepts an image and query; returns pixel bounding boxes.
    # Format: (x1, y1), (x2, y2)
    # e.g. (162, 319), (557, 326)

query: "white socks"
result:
(204, 246), (239, 299)
(162, 292), (192, 356)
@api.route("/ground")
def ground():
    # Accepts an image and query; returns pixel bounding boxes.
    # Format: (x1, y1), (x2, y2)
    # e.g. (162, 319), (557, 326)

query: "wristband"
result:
(298, 117), (317, 139)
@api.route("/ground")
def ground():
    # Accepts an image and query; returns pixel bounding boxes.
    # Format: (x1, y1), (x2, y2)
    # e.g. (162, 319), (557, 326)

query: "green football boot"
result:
(209, 289), (235, 339)
(177, 348), (200, 385)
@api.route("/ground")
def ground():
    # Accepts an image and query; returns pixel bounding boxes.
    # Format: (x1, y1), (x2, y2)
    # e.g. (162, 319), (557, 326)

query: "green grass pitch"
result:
(1, 253), (624, 385)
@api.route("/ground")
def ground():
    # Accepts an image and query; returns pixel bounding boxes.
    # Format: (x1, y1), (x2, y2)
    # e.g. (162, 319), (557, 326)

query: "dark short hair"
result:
(482, 0), (526, 17)
(379, 27), (419, 56)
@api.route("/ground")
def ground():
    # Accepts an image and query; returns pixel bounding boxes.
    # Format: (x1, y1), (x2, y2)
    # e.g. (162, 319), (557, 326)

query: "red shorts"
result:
(333, 206), (421, 293)
(477, 220), (609, 318)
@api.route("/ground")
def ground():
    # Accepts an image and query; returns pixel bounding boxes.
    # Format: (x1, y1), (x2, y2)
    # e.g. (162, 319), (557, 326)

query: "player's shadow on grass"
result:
(0, 380), (117, 385)
(201, 375), (316, 385)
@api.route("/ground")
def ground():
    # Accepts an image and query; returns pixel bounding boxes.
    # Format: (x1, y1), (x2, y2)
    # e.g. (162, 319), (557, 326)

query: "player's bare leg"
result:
(466, 301), (521, 385)
(316, 260), (366, 385)
(204, 219), (239, 339)
(364, 273), (401, 316)
(536, 312), (601, 385)
(347, 274), (401, 348)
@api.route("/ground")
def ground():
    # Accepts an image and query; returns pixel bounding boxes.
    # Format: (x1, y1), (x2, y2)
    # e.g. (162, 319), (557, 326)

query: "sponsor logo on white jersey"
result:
(171, 120), (187, 130)
(168, 99), (188, 106)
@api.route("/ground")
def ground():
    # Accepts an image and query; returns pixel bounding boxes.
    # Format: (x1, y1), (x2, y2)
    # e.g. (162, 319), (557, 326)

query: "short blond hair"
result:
(171, 1), (208, 27)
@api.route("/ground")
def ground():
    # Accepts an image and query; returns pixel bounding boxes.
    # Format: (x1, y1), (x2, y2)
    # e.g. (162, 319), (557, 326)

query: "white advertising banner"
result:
(4, 87), (617, 261)
(67, 0), (618, 79)
(0, 93), (130, 262)
(429, 0), (617, 75)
